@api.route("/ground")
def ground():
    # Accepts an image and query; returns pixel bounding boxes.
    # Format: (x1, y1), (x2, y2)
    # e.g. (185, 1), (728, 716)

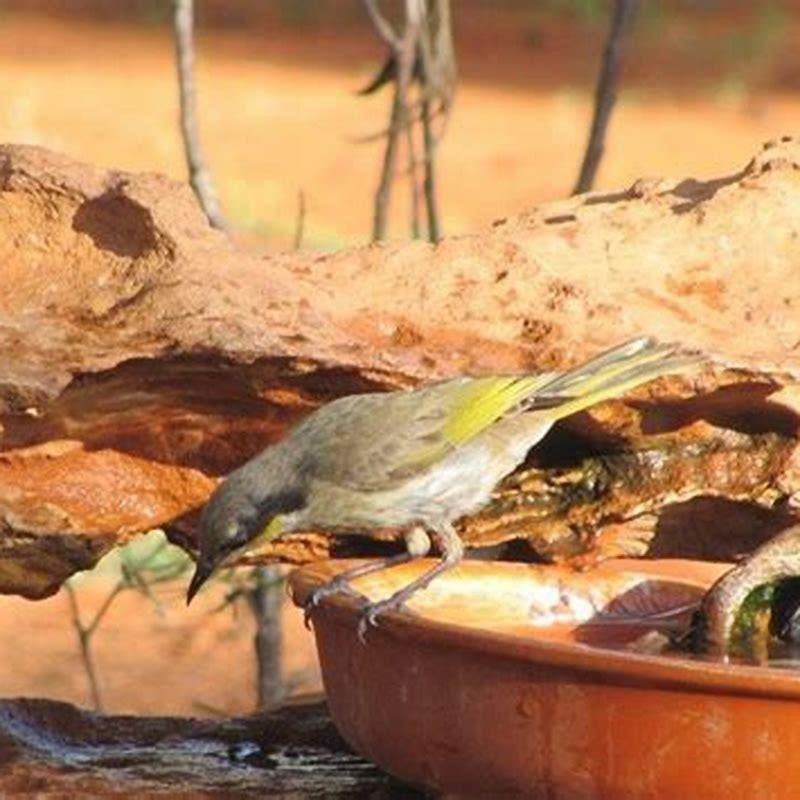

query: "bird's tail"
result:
(523, 337), (701, 421)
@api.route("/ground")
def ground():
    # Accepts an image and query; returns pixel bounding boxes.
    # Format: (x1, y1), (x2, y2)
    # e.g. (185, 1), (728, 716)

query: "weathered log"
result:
(2, 140), (800, 598)
(0, 696), (418, 797)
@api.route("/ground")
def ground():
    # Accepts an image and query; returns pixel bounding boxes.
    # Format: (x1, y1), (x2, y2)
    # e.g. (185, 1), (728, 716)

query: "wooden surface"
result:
(0, 696), (423, 798)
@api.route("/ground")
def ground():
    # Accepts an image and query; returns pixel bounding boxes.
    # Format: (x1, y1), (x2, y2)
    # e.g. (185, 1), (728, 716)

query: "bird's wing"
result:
(295, 337), (701, 493)
(295, 374), (555, 492)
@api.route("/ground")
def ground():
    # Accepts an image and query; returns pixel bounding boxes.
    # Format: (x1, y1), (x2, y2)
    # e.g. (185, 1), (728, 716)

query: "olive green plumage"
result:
(187, 337), (700, 626)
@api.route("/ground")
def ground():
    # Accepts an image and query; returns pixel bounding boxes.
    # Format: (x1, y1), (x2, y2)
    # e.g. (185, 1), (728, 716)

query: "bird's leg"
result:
(303, 527), (431, 628)
(358, 521), (464, 642)
(303, 554), (409, 628)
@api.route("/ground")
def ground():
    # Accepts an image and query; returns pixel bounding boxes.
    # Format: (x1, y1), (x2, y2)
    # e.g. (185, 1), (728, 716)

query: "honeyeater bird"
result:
(186, 337), (700, 633)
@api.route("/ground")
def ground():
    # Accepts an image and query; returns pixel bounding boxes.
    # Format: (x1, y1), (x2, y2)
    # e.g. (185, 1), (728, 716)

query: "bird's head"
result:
(186, 461), (304, 604)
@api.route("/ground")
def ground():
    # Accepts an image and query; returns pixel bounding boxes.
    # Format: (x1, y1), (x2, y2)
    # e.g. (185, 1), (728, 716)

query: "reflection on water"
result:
(529, 572), (800, 673)
(659, 642), (800, 672)
(586, 613), (800, 672)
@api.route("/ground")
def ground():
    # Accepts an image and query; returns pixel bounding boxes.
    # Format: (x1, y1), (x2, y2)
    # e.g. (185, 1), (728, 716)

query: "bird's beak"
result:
(186, 559), (214, 605)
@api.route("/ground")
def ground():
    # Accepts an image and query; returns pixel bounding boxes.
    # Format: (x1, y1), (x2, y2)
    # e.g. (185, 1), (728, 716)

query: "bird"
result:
(186, 337), (700, 636)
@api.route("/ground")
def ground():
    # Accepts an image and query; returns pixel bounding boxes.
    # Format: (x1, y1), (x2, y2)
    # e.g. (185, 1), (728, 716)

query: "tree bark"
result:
(0, 697), (416, 797)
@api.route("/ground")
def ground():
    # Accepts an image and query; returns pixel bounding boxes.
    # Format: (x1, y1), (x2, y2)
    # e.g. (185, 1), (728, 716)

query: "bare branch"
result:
(372, 84), (404, 241)
(367, 0), (429, 241)
(415, 0), (454, 242)
(351, 106), (423, 145)
(172, 0), (227, 230)
(65, 581), (109, 712)
(248, 566), (285, 711)
(84, 581), (125, 637)
(362, 0), (401, 50)
(428, 0), (457, 145)
(406, 122), (421, 239)
(62, 536), (189, 713)
(357, 54), (397, 96)
(421, 96), (440, 242)
(573, 0), (640, 195)
(357, 0), (456, 154)
(370, 1), (423, 241)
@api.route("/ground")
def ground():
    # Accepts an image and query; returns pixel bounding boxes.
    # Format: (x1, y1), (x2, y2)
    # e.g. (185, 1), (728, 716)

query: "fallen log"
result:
(2, 140), (800, 598)
(0, 696), (415, 797)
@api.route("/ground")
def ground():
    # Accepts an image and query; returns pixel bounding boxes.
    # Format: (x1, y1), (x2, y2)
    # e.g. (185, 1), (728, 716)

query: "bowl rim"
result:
(290, 557), (800, 701)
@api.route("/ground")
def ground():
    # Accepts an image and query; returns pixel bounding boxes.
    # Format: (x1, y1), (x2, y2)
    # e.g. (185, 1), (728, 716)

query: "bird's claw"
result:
(303, 580), (361, 629)
(302, 601), (316, 630)
(356, 597), (407, 644)
(357, 605), (382, 644)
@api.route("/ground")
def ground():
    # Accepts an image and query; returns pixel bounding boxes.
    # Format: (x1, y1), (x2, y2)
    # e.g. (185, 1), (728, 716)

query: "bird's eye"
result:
(225, 522), (239, 539)
(221, 524), (247, 554)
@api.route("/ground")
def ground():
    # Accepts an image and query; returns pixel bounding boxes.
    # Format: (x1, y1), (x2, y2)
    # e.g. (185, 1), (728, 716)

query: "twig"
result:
(65, 579), (125, 712)
(573, 0), (639, 195)
(172, 0), (227, 229)
(369, 0), (424, 241)
(420, 95), (440, 242)
(357, 54), (397, 96)
(350, 102), (426, 145)
(363, 0), (454, 242)
(248, 566), (285, 711)
(64, 534), (191, 713)
(416, 0), (453, 242)
(372, 84), (405, 241)
(362, 0), (400, 49)
(406, 122), (421, 239)
(206, 565), (287, 710)
(427, 0), (457, 148)
(293, 190), (306, 251)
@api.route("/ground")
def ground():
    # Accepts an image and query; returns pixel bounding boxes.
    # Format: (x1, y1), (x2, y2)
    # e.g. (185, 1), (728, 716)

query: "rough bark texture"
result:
(2, 140), (800, 598)
(0, 697), (418, 797)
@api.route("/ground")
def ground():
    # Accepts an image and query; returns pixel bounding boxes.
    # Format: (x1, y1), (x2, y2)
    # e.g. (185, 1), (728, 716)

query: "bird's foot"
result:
(356, 595), (409, 644)
(303, 578), (362, 629)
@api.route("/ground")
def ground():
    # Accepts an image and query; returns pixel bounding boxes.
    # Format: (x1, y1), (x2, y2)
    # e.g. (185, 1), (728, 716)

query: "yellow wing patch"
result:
(442, 375), (553, 447)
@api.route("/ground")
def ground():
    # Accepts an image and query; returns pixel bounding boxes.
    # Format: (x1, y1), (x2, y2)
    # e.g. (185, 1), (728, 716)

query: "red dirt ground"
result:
(1, 11), (798, 249)
(0, 577), (321, 717)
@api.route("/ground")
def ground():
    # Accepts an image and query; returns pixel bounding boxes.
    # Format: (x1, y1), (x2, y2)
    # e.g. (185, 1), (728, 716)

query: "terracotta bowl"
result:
(290, 558), (800, 799)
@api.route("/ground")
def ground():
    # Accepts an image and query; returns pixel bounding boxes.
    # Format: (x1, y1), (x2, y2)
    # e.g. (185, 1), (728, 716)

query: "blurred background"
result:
(1, 1), (796, 247)
(0, 0), (797, 716)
